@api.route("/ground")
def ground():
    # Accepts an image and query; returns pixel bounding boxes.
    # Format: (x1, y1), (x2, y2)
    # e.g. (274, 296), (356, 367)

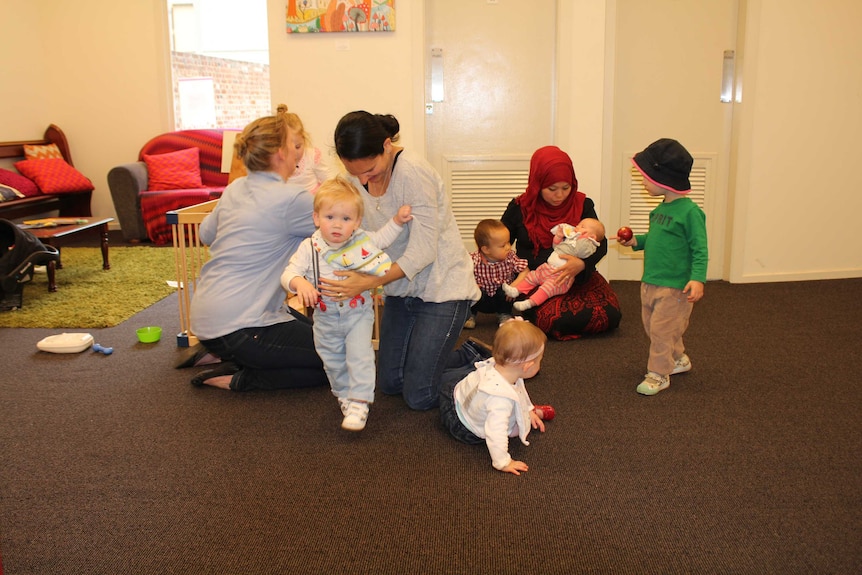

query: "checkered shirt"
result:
(471, 250), (529, 296)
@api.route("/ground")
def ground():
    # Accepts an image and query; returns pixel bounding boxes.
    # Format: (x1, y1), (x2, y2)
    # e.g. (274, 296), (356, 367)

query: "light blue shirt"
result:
(190, 170), (317, 340)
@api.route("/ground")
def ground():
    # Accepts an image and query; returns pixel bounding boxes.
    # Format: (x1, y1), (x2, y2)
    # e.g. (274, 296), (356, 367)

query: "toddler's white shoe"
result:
(338, 397), (350, 416)
(672, 354), (692, 374)
(341, 401), (369, 431)
(636, 372), (670, 396)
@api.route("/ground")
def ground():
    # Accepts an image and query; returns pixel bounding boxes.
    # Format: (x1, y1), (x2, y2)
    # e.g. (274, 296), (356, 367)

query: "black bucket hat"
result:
(631, 138), (693, 194)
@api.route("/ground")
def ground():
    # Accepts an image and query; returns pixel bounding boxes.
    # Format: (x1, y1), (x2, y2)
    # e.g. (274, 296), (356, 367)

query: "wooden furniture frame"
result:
(27, 218), (114, 292)
(167, 200), (218, 348)
(0, 125), (92, 220)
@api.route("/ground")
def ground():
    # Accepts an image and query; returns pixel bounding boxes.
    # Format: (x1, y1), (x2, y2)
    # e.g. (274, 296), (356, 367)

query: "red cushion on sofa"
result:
(143, 147), (204, 191)
(0, 168), (40, 197)
(13, 159), (94, 194)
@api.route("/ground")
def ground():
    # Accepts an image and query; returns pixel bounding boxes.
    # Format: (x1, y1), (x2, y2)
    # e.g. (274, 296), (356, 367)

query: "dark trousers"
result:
(201, 311), (327, 391)
(471, 288), (513, 317)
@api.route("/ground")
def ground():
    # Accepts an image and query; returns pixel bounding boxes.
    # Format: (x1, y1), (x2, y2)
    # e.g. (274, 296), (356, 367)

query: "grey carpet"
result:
(1, 278), (860, 574)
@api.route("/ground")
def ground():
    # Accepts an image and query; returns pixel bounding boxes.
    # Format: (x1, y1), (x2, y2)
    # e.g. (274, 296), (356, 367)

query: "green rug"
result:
(0, 247), (177, 329)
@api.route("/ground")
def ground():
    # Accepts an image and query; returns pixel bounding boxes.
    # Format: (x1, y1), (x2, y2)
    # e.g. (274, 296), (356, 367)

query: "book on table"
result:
(18, 218), (89, 229)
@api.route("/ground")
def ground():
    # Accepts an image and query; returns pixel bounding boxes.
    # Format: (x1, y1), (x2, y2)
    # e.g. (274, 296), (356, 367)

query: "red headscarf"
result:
(515, 146), (586, 255)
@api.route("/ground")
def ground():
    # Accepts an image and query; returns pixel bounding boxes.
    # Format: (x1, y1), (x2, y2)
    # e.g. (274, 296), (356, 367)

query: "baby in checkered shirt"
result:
(466, 219), (530, 328)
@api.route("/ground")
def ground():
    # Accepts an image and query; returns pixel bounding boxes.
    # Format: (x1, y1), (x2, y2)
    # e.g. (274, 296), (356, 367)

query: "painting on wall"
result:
(286, 1), (395, 33)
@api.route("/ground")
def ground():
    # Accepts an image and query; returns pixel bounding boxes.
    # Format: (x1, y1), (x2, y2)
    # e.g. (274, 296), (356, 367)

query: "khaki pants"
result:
(641, 283), (693, 376)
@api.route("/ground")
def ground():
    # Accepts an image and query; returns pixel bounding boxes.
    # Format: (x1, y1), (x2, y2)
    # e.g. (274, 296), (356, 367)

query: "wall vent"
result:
(443, 155), (530, 248)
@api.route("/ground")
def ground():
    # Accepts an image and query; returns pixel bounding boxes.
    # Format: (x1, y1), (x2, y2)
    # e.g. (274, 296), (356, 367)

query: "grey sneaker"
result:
(672, 354), (692, 374)
(637, 372), (670, 396)
(342, 401), (369, 431)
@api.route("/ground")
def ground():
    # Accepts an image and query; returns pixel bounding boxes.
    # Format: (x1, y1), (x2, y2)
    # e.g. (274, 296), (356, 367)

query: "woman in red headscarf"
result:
(501, 146), (621, 339)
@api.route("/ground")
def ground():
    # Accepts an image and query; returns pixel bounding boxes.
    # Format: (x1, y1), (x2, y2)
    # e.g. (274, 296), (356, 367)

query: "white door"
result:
(607, 0), (738, 280)
(424, 0), (556, 251)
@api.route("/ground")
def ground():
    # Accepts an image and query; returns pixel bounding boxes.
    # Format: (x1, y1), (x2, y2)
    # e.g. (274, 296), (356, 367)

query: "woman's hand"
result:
(319, 270), (381, 301)
(550, 253), (586, 286)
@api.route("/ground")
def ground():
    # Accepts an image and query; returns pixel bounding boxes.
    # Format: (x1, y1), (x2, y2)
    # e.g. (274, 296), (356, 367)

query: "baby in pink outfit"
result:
(503, 217), (606, 311)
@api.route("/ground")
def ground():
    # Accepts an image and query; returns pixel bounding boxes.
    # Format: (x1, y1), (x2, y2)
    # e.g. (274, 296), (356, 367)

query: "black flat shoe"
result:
(175, 343), (220, 369)
(190, 361), (240, 387)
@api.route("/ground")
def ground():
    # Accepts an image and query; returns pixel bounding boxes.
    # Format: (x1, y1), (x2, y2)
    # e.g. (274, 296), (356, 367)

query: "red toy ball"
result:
(617, 226), (633, 242)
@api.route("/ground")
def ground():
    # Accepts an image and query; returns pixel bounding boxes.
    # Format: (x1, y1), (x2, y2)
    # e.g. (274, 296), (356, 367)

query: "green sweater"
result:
(632, 197), (708, 290)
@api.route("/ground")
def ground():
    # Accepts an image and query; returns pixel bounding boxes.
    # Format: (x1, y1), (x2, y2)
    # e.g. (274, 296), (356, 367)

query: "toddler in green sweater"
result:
(618, 138), (708, 396)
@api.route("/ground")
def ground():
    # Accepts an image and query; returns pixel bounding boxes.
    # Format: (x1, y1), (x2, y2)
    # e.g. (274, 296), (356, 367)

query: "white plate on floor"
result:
(37, 333), (94, 354)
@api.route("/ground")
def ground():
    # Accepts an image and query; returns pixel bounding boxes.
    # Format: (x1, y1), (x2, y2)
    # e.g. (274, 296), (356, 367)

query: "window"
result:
(167, 0), (271, 130)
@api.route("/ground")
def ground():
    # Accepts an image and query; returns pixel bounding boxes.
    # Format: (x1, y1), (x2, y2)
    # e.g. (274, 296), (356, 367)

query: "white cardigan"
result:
(454, 359), (535, 470)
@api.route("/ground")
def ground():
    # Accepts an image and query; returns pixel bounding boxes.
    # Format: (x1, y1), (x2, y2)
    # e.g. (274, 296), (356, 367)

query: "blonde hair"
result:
(283, 107), (312, 148)
(233, 103), (291, 172)
(493, 321), (547, 367)
(474, 219), (508, 249)
(313, 176), (364, 220)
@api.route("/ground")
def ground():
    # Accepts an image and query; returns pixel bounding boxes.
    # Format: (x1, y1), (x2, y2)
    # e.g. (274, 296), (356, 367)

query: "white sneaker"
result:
(341, 401), (369, 431)
(337, 398), (350, 416)
(672, 354), (692, 374)
(636, 372), (670, 396)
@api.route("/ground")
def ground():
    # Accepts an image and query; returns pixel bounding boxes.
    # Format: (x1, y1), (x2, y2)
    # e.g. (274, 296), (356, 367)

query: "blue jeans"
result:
(438, 340), (492, 445)
(201, 313), (328, 391)
(313, 297), (376, 403)
(377, 296), (472, 410)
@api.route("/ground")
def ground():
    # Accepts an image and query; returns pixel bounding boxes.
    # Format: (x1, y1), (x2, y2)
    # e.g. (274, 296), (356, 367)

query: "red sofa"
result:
(107, 130), (229, 244)
(0, 125), (93, 221)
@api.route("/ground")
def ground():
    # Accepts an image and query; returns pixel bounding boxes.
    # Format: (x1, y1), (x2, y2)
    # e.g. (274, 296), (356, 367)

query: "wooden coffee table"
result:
(25, 217), (114, 292)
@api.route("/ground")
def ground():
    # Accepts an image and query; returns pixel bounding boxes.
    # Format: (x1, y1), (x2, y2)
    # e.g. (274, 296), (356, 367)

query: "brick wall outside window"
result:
(171, 51), (271, 130)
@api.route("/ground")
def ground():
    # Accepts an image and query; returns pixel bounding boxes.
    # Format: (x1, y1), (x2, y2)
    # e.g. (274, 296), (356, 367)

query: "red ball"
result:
(617, 226), (633, 242)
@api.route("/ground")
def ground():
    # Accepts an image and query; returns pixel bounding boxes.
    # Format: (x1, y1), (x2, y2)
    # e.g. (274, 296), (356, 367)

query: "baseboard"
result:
(729, 268), (862, 284)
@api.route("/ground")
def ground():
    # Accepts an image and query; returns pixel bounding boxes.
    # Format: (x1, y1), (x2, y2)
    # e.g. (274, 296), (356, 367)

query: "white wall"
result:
(0, 4), (50, 138)
(266, 0), (422, 167)
(556, 1), (613, 267)
(729, 0), (862, 281)
(0, 0), (172, 221)
(1, 0), (860, 283)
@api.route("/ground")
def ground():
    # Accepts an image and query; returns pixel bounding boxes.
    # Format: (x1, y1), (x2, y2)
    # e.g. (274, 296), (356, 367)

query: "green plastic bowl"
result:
(136, 326), (162, 343)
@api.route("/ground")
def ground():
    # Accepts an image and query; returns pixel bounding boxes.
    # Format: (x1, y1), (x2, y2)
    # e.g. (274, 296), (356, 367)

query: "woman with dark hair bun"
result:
(321, 111), (482, 411)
